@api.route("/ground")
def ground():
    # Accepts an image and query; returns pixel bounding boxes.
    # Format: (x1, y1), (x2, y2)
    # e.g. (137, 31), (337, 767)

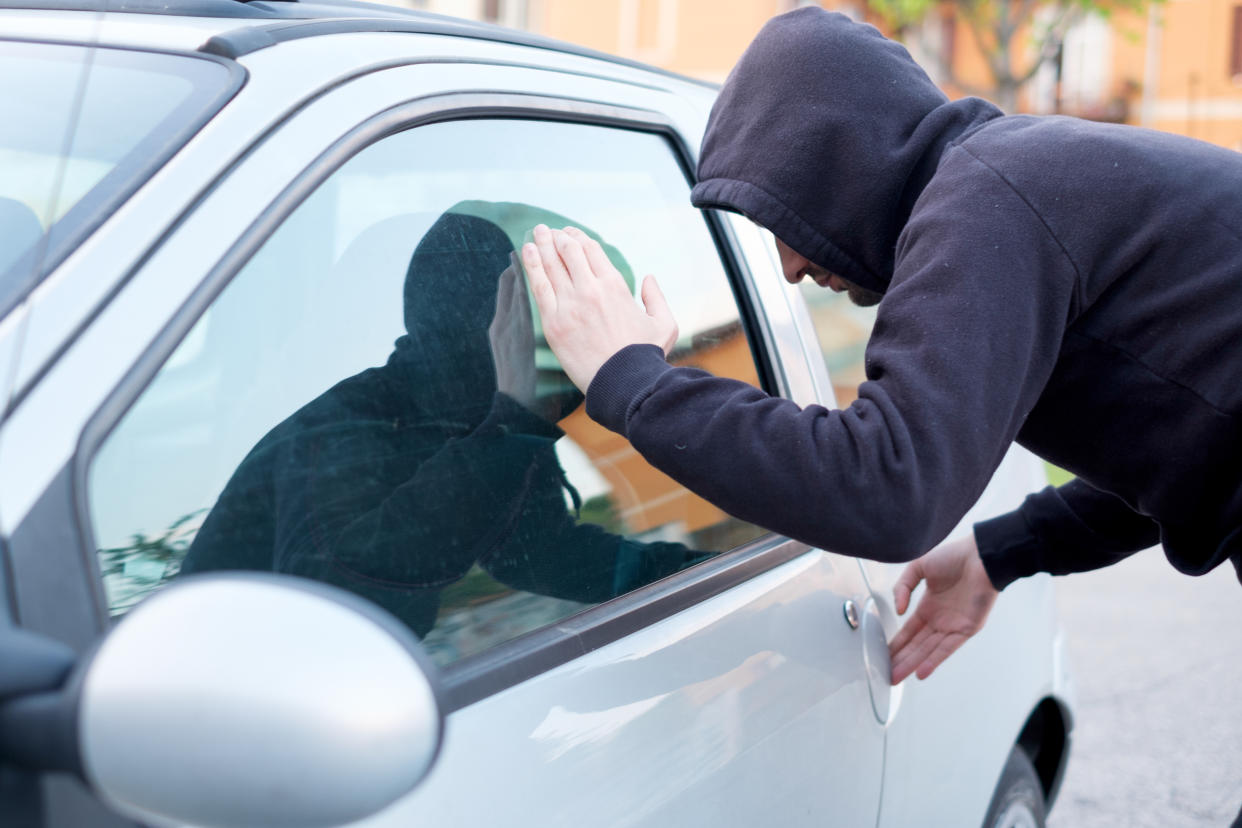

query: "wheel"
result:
(982, 747), (1046, 828)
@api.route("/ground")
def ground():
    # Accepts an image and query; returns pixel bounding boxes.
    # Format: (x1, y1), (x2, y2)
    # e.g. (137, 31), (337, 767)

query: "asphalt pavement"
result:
(1046, 549), (1242, 827)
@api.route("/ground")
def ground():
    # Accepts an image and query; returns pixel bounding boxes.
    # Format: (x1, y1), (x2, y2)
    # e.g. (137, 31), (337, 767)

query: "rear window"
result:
(0, 41), (239, 315)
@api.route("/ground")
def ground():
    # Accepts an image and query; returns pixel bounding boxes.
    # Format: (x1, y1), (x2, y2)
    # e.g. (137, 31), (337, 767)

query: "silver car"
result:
(0, 2), (1073, 826)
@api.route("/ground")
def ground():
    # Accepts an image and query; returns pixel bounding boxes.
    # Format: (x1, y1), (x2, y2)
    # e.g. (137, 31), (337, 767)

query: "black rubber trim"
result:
(71, 93), (795, 709)
(0, 39), (246, 324)
(7, 466), (104, 653)
(0, 651), (86, 776)
(701, 192), (782, 396)
(0, 627), (75, 699)
(0, 767), (45, 828)
(0, 537), (16, 627)
(197, 16), (713, 91)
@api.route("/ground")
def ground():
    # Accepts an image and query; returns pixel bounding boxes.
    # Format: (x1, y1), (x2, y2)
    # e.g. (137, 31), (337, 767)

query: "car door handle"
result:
(842, 599), (861, 630)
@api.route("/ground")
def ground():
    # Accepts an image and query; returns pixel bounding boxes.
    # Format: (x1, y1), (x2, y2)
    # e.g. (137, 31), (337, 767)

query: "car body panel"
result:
(0, 9), (241, 49)
(357, 549), (881, 828)
(863, 449), (1072, 828)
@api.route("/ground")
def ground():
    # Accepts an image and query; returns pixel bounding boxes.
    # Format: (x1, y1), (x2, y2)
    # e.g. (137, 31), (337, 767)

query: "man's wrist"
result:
(584, 344), (673, 435)
(973, 510), (1044, 591)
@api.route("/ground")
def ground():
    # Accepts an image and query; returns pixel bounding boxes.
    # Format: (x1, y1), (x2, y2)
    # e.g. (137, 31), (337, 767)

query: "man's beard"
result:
(845, 281), (884, 307)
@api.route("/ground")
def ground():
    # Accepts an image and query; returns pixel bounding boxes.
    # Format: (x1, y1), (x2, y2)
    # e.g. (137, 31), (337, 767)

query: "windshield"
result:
(0, 41), (238, 316)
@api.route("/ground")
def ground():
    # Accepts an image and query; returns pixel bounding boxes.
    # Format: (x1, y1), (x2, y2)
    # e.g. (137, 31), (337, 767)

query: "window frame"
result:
(73, 91), (809, 709)
(1231, 5), (1242, 81)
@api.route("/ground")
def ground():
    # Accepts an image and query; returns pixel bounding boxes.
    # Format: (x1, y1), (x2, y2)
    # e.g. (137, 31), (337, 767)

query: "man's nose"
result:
(783, 260), (808, 284)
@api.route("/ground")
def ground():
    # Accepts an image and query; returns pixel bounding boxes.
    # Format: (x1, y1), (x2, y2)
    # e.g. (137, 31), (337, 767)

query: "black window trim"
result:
(0, 37), (247, 323)
(72, 90), (807, 711)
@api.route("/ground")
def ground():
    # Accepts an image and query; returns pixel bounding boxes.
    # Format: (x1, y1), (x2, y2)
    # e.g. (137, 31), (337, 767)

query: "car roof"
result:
(0, 0), (715, 88)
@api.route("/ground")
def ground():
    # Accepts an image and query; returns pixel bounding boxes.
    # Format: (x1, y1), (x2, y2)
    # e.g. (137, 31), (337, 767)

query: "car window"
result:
(797, 281), (877, 406)
(0, 41), (234, 313)
(87, 118), (769, 666)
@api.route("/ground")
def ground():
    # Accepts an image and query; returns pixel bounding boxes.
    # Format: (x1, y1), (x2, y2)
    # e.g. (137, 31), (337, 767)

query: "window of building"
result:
(1230, 5), (1242, 81)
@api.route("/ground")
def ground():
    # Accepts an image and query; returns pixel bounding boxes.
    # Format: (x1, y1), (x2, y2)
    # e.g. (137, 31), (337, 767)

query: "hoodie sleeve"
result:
(974, 478), (1159, 589)
(586, 147), (1080, 563)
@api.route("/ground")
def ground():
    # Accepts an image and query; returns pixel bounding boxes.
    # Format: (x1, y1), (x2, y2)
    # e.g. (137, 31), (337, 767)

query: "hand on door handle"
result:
(888, 533), (998, 685)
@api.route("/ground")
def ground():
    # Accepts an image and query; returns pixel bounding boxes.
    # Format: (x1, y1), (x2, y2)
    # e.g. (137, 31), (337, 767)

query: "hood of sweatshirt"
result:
(690, 8), (1002, 294)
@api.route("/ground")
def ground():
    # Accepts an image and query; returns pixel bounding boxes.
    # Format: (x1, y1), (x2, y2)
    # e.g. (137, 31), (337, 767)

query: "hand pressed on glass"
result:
(523, 224), (678, 392)
(488, 258), (537, 410)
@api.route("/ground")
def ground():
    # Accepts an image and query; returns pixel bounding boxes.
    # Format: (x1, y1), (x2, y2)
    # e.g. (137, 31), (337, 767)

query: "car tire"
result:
(982, 747), (1046, 828)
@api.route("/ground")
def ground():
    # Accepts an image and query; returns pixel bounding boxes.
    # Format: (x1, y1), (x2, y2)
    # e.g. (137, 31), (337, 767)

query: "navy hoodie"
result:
(585, 8), (1242, 587)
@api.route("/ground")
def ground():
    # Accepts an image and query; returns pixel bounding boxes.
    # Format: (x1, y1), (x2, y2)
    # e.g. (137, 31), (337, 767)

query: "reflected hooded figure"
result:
(182, 211), (701, 637)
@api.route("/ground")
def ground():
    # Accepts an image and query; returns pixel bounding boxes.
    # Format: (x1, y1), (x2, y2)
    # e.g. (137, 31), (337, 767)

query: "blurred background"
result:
(378, 0), (1242, 150)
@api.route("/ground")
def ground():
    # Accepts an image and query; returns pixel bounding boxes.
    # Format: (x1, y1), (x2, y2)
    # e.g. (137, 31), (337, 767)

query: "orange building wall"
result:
(940, 16), (999, 99)
(534, 0), (788, 82)
(892, 1), (1242, 148)
(532, 0), (1242, 144)
(1143, 0), (1242, 148)
(1109, 7), (1149, 116)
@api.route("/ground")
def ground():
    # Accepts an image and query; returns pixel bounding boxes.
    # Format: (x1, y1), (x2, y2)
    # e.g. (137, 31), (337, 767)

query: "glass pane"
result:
(797, 279), (878, 406)
(89, 119), (767, 665)
(0, 41), (231, 303)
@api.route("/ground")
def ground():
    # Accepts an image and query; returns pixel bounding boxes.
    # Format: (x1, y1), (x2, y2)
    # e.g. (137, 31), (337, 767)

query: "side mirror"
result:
(0, 574), (444, 828)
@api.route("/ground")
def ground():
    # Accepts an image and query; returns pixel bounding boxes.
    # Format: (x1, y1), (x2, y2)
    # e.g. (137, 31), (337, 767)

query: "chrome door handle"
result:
(842, 599), (860, 630)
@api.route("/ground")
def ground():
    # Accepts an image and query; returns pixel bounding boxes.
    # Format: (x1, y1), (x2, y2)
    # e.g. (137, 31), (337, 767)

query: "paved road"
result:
(1046, 550), (1242, 827)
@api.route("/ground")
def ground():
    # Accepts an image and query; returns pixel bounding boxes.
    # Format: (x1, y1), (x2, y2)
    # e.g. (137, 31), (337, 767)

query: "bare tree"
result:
(864, 0), (1155, 112)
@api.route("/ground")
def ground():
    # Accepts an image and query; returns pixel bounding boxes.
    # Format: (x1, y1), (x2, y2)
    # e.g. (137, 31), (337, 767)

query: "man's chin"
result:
(847, 284), (884, 307)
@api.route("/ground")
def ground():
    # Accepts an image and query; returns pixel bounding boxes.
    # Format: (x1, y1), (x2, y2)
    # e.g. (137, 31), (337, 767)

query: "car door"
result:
(785, 264), (1068, 826)
(2, 45), (884, 827)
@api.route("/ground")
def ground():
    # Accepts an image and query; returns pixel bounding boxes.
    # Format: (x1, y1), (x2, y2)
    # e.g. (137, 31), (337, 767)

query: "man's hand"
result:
(522, 224), (678, 392)
(888, 533), (999, 685)
(488, 258), (537, 409)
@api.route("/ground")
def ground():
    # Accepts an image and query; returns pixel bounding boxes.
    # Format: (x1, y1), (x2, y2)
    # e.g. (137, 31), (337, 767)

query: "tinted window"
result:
(0, 41), (234, 308)
(88, 118), (768, 665)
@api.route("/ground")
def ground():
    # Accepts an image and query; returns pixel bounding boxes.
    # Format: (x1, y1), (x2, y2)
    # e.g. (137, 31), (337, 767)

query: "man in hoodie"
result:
(522, 6), (1241, 701)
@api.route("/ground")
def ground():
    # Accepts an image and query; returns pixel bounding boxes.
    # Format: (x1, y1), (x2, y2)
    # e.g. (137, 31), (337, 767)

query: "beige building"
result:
(531, 0), (802, 81)
(1016, 1), (1242, 149)
(1127, 0), (1242, 148)
(380, 0), (1242, 150)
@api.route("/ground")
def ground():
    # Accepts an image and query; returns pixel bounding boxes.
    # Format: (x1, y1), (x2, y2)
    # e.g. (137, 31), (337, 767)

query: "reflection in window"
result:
(89, 120), (768, 665)
(0, 42), (230, 301)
